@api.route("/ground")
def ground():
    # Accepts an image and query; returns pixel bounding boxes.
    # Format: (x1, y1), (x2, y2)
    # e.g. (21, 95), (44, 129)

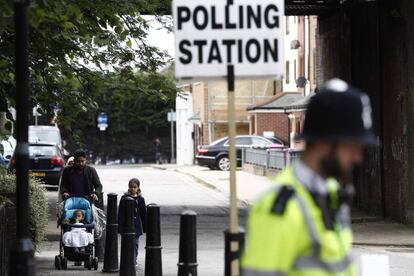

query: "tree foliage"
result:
(62, 70), (177, 162)
(0, 0), (171, 126)
(0, 0), (177, 160)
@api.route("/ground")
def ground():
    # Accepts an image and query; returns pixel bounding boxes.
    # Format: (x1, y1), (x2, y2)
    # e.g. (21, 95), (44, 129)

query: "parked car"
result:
(8, 143), (65, 186)
(196, 135), (284, 171)
(29, 125), (70, 158)
(2, 136), (16, 166)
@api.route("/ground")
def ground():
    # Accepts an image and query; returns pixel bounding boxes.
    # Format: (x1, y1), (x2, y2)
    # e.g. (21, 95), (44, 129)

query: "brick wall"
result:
(214, 123), (249, 141)
(255, 113), (289, 141)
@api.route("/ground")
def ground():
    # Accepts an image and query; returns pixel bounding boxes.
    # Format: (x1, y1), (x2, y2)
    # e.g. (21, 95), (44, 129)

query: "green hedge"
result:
(0, 174), (48, 249)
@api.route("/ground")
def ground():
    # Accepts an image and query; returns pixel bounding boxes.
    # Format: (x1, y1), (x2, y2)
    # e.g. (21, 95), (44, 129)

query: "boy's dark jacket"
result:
(118, 194), (147, 236)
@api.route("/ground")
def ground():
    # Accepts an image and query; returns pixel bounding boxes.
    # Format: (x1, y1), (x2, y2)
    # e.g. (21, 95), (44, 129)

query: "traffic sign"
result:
(97, 112), (108, 124)
(97, 112), (108, 131)
(98, 123), (108, 131)
(173, 0), (285, 79)
(167, 112), (176, 122)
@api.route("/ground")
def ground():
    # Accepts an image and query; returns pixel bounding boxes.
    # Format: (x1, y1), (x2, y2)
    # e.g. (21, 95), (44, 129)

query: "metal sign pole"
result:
(227, 65), (239, 276)
(10, 0), (35, 275)
(171, 109), (175, 163)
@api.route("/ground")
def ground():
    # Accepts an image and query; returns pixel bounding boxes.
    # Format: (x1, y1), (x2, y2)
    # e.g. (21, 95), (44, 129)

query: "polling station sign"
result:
(173, 0), (285, 79)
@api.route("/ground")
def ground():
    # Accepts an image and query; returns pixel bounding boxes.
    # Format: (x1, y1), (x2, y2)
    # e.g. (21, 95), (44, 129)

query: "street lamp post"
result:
(9, 0), (35, 275)
(167, 110), (176, 164)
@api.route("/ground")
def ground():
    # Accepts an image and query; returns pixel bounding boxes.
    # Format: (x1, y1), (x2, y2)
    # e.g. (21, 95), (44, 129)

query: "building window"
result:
(294, 59), (297, 82)
(286, 17), (290, 35)
(285, 61), (290, 84)
(296, 120), (301, 135)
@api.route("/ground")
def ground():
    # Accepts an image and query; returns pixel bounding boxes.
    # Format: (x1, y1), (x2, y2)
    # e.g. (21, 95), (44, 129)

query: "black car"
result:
(196, 135), (285, 171)
(8, 143), (65, 186)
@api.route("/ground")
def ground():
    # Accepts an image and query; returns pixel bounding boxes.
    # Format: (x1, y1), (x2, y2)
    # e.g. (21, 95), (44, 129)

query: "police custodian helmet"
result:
(299, 79), (378, 145)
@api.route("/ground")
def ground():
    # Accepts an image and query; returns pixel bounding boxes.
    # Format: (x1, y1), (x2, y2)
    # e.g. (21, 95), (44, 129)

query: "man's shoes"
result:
(74, 261), (82, 266)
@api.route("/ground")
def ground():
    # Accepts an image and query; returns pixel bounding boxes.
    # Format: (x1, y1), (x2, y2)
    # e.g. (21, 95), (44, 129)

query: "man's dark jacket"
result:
(60, 165), (103, 209)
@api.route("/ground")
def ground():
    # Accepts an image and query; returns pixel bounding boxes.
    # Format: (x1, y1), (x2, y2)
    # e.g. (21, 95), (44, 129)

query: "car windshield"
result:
(29, 146), (57, 157)
(29, 130), (61, 145)
(210, 137), (228, 146)
(252, 137), (272, 146)
(267, 137), (285, 145)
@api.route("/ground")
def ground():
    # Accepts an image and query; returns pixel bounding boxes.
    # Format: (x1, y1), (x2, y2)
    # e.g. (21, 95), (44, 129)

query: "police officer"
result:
(241, 79), (378, 276)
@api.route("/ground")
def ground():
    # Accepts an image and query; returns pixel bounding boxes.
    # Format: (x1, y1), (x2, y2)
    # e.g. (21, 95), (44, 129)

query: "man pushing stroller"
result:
(59, 149), (105, 260)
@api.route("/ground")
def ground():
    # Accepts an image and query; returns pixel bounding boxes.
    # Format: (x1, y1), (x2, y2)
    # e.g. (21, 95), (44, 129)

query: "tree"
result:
(0, 0), (171, 129)
(62, 69), (178, 162)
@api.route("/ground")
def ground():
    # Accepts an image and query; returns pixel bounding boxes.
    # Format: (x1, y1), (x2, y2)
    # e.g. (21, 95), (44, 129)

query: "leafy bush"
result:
(0, 174), (48, 249)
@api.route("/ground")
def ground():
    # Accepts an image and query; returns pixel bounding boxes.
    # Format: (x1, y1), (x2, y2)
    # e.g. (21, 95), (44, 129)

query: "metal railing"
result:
(243, 148), (303, 170)
(0, 204), (6, 276)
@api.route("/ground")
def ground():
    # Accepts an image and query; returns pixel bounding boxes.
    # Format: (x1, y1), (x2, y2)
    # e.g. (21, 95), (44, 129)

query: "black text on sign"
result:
(173, 0), (285, 79)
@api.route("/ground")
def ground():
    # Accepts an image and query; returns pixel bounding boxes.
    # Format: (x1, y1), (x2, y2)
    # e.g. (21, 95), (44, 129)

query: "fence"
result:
(243, 148), (302, 170)
(0, 204), (6, 276)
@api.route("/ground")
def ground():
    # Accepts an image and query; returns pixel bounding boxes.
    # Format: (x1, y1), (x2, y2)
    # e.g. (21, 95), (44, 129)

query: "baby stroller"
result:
(55, 196), (99, 270)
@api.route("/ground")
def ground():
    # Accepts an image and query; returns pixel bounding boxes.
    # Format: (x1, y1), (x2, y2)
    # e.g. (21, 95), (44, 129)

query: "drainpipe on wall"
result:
(304, 16), (310, 95)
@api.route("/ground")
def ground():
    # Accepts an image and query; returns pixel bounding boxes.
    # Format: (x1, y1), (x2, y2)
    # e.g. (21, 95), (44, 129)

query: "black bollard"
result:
(177, 210), (198, 276)
(224, 229), (246, 276)
(145, 204), (162, 276)
(119, 197), (136, 276)
(103, 193), (119, 272)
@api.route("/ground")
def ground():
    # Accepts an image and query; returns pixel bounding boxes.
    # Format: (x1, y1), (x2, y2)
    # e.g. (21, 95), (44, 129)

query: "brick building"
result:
(284, 16), (318, 94)
(186, 79), (280, 149)
(175, 15), (318, 160)
(248, 92), (313, 150)
(247, 92), (303, 142)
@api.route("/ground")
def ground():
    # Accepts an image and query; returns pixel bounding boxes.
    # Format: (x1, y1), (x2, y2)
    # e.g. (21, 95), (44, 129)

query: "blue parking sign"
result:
(97, 112), (108, 124)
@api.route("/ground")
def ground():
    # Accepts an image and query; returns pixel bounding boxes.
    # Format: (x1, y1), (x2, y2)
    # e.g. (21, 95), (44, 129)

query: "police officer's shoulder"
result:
(271, 185), (295, 215)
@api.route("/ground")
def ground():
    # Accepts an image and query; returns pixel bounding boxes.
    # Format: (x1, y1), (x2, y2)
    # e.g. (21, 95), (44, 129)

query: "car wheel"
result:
(217, 156), (230, 171)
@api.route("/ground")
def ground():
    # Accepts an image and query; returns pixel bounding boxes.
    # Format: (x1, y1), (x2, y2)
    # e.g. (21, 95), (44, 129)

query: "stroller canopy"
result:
(63, 197), (93, 224)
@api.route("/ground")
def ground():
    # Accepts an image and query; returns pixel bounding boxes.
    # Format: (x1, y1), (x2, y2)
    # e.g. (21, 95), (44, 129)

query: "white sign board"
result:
(167, 112), (176, 122)
(173, 0), (285, 79)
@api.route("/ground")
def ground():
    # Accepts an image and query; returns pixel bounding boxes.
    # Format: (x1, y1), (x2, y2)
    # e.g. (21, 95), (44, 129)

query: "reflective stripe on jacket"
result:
(241, 166), (355, 276)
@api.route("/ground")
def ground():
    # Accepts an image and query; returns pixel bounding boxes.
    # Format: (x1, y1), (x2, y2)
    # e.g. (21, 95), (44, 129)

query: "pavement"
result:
(33, 164), (414, 275)
(36, 166), (246, 276)
(153, 164), (414, 248)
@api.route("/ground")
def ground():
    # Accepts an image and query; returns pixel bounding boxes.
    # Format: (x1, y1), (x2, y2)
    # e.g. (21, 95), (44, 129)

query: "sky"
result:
(144, 16), (175, 57)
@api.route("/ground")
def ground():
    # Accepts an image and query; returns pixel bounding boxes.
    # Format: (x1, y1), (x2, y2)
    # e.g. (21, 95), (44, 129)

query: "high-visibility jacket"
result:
(241, 166), (355, 276)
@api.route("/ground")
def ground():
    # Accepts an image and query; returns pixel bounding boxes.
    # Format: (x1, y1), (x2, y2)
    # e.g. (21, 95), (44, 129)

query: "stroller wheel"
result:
(83, 259), (89, 269)
(87, 255), (94, 270)
(54, 255), (62, 270)
(62, 257), (67, 270)
(93, 257), (99, 270)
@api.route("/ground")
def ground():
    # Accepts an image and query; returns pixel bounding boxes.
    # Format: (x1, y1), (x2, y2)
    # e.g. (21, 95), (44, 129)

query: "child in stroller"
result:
(55, 196), (99, 270)
(62, 210), (94, 253)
